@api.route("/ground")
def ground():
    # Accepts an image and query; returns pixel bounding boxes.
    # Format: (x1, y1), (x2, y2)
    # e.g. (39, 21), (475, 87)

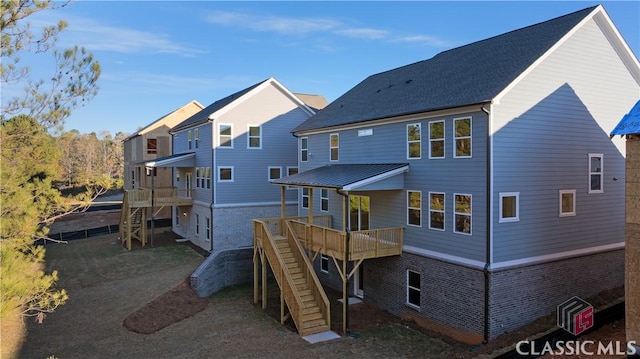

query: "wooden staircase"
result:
(254, 220), (331, 336)
(119, 191), (148, 250)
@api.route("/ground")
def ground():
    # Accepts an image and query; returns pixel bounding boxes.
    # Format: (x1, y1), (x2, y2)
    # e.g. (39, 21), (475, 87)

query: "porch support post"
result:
(253, 245), (259, 304)
(342, 258), (348, 335)
(262, 249), (267, 309)
(307, 187), (314, 224)
(280, 185), (286, 219)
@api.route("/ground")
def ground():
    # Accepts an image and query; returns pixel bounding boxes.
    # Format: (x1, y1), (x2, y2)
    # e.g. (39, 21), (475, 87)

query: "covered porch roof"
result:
(138, 152), (195, 168)
(271, 163), (409, 191)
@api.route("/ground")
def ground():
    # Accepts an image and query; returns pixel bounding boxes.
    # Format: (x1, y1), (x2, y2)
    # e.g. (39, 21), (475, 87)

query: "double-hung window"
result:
(321, 189), (329, 212)
(302, 188), (309, 208)
(589, 154), (603, 193)
(330, 133), (339, 161)
(429, 192), (445, 230)
(301, 137), (308, 162)
(454, 117), (472, 158)
(406, 270), (421, 308)
(195, 214), (200, 237)
(248, 125), (261, 149)
(407, 123), (421, 159)
(454, 194), (472, 234)
(407, 190), (422, 226)
(194, 128), (199, 149)
(206, 168), (211, 189)
(429, 121), (444, 158)
(195, 167), (201, 188)
(205, 217), (211, 240)
(188, 130), (192, 150)
(219, 124), (233, 148)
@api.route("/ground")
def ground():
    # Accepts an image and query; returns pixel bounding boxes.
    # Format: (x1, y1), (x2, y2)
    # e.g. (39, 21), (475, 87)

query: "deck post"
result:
(262, 248), (267, 309)
(253, 244), (259, 304)
(280, 186), (286, 221)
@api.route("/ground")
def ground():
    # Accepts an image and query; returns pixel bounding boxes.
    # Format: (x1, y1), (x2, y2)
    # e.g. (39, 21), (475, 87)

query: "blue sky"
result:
(9, 1), (640, 136)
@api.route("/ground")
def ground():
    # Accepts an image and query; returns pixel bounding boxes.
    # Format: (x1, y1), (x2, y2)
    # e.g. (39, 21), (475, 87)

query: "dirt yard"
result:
(13, 210), (626, 359)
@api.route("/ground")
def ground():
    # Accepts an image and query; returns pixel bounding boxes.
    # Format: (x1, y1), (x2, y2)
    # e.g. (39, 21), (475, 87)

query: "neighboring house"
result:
(610, 100), (640, 356)
(258, 5), (639, 342)
(163, 78), (325, 252)
(123, 99), (204, 194)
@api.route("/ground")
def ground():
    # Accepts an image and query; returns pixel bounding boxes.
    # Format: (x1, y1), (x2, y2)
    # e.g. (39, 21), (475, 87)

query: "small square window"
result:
(268, 167), (281, 181)
(559, 189), (576, 217)
(499, 192), (519, 223)
(218, 167), (233, 182)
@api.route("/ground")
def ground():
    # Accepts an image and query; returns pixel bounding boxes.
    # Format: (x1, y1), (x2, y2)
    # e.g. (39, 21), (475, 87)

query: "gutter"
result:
(481, 103), (492, 344)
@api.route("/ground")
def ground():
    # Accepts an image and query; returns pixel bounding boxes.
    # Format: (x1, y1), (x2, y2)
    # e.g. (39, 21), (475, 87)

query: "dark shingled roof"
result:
(293, 6), (597, 133)
(172, 79), (267, 132)
(272, 163), (409, 189)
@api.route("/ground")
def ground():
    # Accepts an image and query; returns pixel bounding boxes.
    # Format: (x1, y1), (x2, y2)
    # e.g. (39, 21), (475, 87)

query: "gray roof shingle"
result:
(272, 163), (409, 189)
(172, 80), (267, 132)
(293, 6), (597, 133)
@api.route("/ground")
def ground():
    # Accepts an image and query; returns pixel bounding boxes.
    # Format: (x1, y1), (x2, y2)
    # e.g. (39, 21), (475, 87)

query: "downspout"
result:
(481, 103), (492, 344)
(336, 188), (351, 334)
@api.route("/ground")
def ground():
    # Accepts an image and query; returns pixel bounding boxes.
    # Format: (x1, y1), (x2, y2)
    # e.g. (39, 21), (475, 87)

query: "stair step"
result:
(300, 294), (314, 303)
(293, 278), (307, 286)
(302, 306), (320, 315)
(302, 318), (327, 329)
(302, 311), (324, 322)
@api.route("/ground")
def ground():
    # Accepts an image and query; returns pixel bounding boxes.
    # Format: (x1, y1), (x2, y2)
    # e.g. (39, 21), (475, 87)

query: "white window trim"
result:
(453, 117), (472, 159)
(406, 269), (420, 309)
(195, 213), (200, 237)
(588, 153), (603, 194)
(206, 167), (211, 189)
(286, 167), (298, 190)
(453, 193), (472, 235)
(407, 123), (422, 160)
(217, 166), (234, 182)
(194, 128), (199, 149)
(218, 123), (234, 149)
(428, 120), (445, 159)
(428, 191), (445, 231)
(268, 166), (281, 181)
(300, 137), (308, 162)
(321, 189), (329, 212)
(499, 192), (520, 223)
(247, 124), (262, 149)
(205, 216), (211, 240)
(188, 130), (192, 150)
(407, 190), (422, 227)
(195, 167), (201, 189)
(301, 188), (309, 209)
(320, 254), (329, 273)
(559, 189), (576, 217)
(329, 133), (339, 162)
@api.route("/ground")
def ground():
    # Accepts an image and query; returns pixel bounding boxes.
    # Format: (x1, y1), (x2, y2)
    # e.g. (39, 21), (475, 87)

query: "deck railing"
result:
(259, 216), (403, 261)
(125, 188), (193, 207)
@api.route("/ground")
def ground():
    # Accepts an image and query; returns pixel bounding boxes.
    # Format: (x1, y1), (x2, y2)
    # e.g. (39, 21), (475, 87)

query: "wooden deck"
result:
(254, 216), (403, 261)
(125, 188), (193, 208)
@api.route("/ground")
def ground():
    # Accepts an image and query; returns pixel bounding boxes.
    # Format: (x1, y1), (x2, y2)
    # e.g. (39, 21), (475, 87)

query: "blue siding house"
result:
(144, 78), (325, 253)
(258, 5), (639, 342)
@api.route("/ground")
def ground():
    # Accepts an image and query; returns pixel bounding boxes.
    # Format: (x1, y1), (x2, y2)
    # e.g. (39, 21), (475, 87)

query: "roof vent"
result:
(405, 79), (413, 84)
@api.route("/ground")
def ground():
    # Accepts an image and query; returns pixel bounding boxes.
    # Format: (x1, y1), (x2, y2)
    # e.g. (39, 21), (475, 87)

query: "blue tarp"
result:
(611, 100), (640, 135)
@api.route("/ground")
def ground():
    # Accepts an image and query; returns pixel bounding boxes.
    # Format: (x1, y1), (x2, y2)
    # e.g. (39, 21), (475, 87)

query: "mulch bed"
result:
(122, 278), (208, 334)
